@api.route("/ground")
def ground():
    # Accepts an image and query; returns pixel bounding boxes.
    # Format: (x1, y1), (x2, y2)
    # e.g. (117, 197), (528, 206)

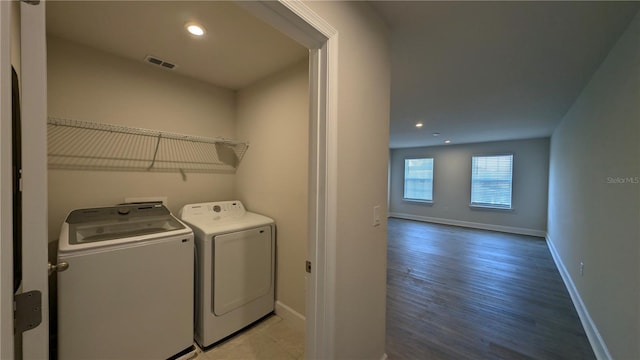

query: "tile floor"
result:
(191, 315), (304, 360)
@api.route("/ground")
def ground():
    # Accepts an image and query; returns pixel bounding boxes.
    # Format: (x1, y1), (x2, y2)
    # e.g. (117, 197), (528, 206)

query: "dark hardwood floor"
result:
(386, 218), (595, 360)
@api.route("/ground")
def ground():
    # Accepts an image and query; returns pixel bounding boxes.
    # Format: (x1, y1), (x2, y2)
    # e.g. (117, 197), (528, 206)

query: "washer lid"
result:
(66, 202), (169, 224)
(64, 203), (186, 245)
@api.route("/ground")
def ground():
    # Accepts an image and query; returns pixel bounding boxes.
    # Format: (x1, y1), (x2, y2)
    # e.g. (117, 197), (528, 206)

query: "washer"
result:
(57, 203), (195, 360)
(179, 200), (275, 348)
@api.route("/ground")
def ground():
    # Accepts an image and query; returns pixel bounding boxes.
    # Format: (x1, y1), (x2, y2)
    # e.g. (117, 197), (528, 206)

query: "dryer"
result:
(179, 200), (275, 348)
(57, 203), (195, 360)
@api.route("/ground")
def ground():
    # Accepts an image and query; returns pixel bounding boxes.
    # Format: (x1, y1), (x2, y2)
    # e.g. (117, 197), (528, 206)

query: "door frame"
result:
(1, 1), (50, 358)
(0, 1), (15, 357)
(18, 1), (49, 358)
(0, 1), (339, 358)
(238, 2), (339, 358)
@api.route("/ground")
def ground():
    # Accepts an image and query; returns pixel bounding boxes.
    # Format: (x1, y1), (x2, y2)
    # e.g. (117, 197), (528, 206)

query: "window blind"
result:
(471, 154), (513, 208)
(404, 158), (434, 201)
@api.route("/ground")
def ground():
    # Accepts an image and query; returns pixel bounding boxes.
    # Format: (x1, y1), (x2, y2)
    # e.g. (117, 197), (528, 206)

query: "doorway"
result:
(2, 1), (338, 358)
(45, 0), (308, 357)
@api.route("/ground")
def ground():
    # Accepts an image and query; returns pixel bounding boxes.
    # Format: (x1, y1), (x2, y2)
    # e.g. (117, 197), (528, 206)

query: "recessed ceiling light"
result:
(445, 140), (451, 144)
(415, 122), (423, 128)
(186, 23), (205, 36)
(432, 132), (440, 137)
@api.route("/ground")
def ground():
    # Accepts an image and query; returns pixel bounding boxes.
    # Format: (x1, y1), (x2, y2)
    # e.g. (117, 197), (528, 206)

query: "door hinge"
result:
(305, 260), (312, 274)
(14, 290), (42, 334)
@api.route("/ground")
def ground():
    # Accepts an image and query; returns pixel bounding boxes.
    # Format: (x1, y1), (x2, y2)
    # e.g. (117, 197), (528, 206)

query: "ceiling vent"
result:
(144, 55), (176, 70)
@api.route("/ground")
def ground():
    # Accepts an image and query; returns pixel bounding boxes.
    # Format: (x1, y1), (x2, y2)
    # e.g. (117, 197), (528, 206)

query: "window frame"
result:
(469, 153), (514, 211)
(402, 157), (435, 204)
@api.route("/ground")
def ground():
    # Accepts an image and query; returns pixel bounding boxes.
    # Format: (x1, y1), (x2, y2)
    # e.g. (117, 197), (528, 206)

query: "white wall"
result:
(303, 2), (390, 358)
(390, 138), (549, 236)
(235, 60), (309, 319)
(46, 36), (237, 241)
(547, 12), (639, 360)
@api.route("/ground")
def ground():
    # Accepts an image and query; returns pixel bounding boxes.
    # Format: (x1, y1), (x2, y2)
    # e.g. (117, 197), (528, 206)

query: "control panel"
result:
(180, 201), (246, 222)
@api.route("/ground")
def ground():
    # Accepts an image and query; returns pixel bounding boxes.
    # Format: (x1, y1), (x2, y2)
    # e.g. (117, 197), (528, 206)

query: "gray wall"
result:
(236, 60), (309, 320)
(390, 138), (549, 236)
(547, 11), (639, 360)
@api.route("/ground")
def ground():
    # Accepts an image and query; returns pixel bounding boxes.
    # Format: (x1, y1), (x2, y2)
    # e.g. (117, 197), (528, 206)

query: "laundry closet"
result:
(45, 1), (309, 356)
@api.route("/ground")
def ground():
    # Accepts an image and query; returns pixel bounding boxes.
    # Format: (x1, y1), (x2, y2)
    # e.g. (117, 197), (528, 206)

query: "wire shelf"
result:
(47, 117), (249, 173)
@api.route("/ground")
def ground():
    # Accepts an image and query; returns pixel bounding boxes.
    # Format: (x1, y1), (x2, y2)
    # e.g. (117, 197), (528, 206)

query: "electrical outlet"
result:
(580, 261), (584, 276)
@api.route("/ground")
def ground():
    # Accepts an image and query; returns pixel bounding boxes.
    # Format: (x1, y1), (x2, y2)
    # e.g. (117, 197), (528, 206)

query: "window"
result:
(471, 154), (513, 209)
(404, 158), (434, 202)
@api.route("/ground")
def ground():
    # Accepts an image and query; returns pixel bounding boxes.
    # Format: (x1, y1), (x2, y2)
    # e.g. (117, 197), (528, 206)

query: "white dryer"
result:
(57, 203), (195, 360)
(179, 200), (275, 348)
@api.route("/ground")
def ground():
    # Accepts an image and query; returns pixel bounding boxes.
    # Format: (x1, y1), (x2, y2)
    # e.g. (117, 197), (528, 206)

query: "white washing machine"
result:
(57, 203), (195, 360)
(179, 200), (275, 348)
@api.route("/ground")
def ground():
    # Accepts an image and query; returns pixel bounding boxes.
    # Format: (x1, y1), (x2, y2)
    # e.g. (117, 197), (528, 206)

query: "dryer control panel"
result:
(180, 201), (246, 222)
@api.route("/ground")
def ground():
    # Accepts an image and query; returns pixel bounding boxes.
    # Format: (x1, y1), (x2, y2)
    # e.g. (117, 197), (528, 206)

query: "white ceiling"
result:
(46, 1), (639, 149)
(370, 1), (640, 148)
(46, 1), (308, 90)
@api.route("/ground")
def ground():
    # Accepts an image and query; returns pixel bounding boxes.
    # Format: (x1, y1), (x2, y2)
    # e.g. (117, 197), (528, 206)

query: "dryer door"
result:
(213, 225), (273, 316)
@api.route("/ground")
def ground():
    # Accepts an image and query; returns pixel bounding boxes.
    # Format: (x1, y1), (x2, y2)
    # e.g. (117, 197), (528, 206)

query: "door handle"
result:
(48, 261), (69, 275)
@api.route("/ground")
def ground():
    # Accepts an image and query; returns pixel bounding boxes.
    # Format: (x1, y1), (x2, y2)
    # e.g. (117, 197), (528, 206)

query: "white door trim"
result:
(0, 1), (15, 358)
(19, 1), (49, 358)
(280, 3), (338, 358)
(238, 1), (338, 358)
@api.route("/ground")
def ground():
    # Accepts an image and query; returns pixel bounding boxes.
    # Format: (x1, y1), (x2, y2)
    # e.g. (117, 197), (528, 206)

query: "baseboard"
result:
(388, 212), (546, 238)
(545, 234), (611, 360)
(274, 301), (306, 333)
